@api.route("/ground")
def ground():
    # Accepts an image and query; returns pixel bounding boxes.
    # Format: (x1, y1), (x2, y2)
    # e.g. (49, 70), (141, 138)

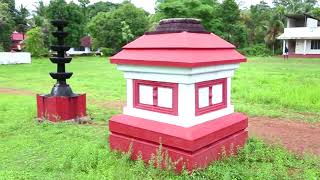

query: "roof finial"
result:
(146, 18), (209, 34)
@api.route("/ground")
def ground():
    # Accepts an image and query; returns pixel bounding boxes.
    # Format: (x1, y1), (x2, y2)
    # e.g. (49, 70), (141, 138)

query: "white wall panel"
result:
(307, 18), (318, 28)
(178, 83), (195, 123)
(295, 40), (305, 54)
(126, 79), (133, 108)
(0, 52), (31, 65)
(120, 63), (239, 127)
(212, 84), (223, 104)
(158, 87), (172, 108)
(198, 87), (209, 108)
(139, 85), (153, 105)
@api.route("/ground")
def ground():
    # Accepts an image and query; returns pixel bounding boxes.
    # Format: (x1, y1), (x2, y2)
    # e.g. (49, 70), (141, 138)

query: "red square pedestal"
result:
(109, 113), (248, 172)
(37, 94), (86, 122)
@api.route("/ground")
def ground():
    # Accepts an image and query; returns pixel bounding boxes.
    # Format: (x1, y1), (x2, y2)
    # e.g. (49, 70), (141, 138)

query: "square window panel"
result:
(139, 85), (153, 105)
(157, 87), (173, 108)
(198, 87), (209, 108)
(212, 84), (223, 105)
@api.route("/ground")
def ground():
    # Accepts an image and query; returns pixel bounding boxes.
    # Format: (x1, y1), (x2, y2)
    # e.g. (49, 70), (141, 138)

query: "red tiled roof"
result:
(81, 36), (92, 47)
(110, 32), (246, 68)
(11, 32), (24, 41)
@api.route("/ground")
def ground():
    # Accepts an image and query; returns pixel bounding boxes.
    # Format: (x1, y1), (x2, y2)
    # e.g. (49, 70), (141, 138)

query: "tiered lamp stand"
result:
(37, 19), (86, 122)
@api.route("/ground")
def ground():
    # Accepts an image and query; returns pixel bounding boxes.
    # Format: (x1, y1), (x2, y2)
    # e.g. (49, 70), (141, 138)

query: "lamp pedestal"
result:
(37, 94), (86, 122)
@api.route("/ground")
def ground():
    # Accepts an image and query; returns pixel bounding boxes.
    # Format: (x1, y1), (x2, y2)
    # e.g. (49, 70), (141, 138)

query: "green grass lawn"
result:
(234, 57), (320, 122)
(0, 56), (319, 179)
(0, 56), (320, 121)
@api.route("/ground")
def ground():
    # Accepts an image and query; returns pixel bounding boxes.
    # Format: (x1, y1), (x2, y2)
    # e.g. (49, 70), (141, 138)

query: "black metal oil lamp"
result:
(36, 19), (86, 122)
(49, 19), (74, 96)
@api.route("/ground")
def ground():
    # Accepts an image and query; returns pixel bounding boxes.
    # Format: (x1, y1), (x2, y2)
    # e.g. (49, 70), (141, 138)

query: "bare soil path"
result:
(0, 88), (36, 96)
(249, 117), (320, 156)
(0, 87), (319, 156)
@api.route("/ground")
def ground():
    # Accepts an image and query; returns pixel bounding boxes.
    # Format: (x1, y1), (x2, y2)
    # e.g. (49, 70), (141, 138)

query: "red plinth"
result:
(109, 113), (248, 172)
(37, 94), (86, 122)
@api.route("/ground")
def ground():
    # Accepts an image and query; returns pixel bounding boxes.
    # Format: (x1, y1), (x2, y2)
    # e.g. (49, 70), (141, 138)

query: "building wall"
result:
(287, 18), (294, 28)
(119, 64), (239, 127)
(292, 40), (320, 54)
(307, 18), (318, 28)
(295, 40), (305, 54)
(306, 40), (320, 54)
(0, 52), (31, 64)
(286, 18), (305, 27)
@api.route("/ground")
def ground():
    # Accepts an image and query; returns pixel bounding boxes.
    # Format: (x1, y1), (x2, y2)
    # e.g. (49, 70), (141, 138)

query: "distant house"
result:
(67, 36), (101, 55)
(277, 14), (320, 57)
(11, 31), (25, 52)
(80, 36), (91, 53)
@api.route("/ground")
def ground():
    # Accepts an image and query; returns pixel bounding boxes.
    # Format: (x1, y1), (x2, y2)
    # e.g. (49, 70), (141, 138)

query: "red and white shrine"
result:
(109, 18), (248, 171)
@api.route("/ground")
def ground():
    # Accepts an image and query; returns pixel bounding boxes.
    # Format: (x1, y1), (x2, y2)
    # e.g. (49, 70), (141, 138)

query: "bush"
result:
(24, 27), (48, 57)
(0, 44), (4, 52)
(239, 44), (272, 57)
(100, 47), (114, 57)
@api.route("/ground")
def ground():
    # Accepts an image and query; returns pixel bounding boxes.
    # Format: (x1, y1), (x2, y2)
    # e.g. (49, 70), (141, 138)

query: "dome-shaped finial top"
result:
(146, 18), (209, 34)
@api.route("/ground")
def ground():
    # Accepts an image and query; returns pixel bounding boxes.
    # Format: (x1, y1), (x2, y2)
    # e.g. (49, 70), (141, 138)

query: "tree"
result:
(311, 7), (320, 19)
(155, 0), (220, 32)
(87, 2), (149, 51)
(78, 0), (90, 23)
(219, 0), (247, 48)
(14, 5), (29, 37)
(0, 0), (15, 16)
(79, 0), (89, 9)
(0, 2), (14, 51)
(264, 13), (284, 54)
(272, 0), (317, 14)
(121, 21), (134, 43)
(1, 0), (30, 37)
(87, 1), (118, 19)
(31, 1), (50, 49)
(155, 0), (246, 47)
(47, 0), (85, 47)
(242, 1), (272, 45)
(24, 27), (48, 57)
(32, 0), (48, 27)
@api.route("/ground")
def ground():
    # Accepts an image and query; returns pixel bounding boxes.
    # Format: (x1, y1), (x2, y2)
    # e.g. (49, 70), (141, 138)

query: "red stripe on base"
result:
(110, 130), (248, 172)
(109, 113), (248, 152)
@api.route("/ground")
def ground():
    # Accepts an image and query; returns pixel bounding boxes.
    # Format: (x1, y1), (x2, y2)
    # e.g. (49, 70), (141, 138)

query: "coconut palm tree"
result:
(273, 0), (317, 14)
(264, 13), (284, 54)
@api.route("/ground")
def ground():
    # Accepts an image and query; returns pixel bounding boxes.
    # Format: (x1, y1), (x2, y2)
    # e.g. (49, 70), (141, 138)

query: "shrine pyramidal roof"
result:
(111, 18), (246, 68)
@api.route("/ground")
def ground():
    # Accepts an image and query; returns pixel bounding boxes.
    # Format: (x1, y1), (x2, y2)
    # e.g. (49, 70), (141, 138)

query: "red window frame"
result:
(133, 80), (178, 115)
(195, 78), (227, 116)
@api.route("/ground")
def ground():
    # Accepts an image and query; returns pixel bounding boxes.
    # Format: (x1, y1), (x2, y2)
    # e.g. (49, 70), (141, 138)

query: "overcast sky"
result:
(16, 0), (274, 14)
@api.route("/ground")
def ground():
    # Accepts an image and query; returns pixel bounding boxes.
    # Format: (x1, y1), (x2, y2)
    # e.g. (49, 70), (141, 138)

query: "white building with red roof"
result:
(0, 31), (30, 65)
(11, 31), (25, 51)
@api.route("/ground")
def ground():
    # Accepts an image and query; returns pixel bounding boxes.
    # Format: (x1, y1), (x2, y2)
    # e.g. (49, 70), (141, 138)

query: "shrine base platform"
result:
(109, 113), (248, 172)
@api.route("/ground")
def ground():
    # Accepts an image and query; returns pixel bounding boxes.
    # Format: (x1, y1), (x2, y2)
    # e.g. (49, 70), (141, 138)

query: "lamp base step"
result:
(36, 94), (86, 122)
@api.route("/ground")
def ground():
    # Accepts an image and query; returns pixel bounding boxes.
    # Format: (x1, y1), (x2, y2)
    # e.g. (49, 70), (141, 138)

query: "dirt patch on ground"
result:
(0, 88), (319, 156)
(0, 87), (125, 111)
(249, 117), (320, 156)
(89, 99), (125, 111)
(0, 88), (36, 96)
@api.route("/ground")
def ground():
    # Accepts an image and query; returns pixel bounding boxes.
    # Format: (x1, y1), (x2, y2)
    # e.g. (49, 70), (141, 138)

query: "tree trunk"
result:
(272, 44), (275, 55)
